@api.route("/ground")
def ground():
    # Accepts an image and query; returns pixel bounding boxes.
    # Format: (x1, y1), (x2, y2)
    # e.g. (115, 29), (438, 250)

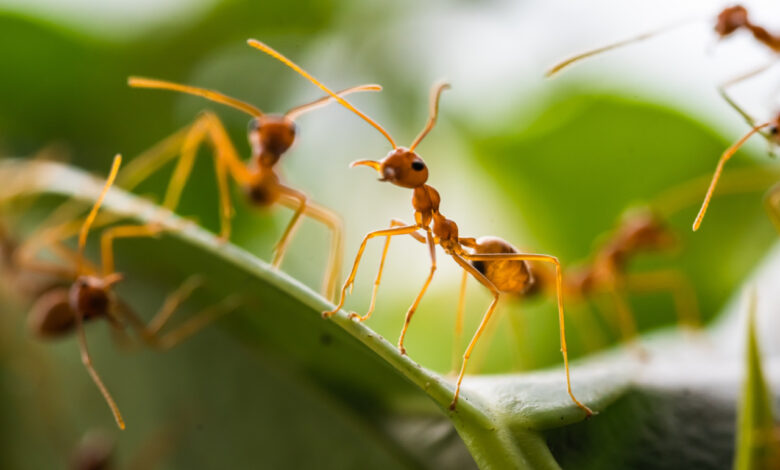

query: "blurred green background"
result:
(1, 0), (779, 468)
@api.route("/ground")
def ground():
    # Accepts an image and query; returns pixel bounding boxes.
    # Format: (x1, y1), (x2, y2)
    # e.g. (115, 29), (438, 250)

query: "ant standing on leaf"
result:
(21, 155), (238, 429)
(240, 40), (593, 414)
(123, 47), (382, 300)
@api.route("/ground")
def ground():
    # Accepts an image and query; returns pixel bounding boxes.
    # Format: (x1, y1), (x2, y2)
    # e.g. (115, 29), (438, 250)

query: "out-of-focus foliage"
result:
(2, 1), (780, 468)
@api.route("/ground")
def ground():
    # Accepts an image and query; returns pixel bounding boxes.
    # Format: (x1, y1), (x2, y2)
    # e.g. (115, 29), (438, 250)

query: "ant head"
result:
(69, 274), (120, 320)
(352, 148), (428, 188)
(769, 113), (780, 143)
(248, 115), (296, 165)
(715, 5), (749, 37)
(621, 208), (677, 252)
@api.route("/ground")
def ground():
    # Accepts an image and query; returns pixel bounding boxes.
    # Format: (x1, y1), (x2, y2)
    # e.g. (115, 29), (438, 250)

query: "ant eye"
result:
(771, 126), (779, 135)
(247, 118), (260, 132)
(411, 161), (425, 171)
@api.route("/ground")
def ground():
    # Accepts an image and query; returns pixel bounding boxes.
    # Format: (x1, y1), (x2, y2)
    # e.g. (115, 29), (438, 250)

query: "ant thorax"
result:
(244, 167), (281, 206)
(412, 185), (440, 227)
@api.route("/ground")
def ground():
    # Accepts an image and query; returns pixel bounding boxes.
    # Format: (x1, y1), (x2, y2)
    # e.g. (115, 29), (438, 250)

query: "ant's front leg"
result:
(322, 223), (422, 318)
(351, 219), (426, 322)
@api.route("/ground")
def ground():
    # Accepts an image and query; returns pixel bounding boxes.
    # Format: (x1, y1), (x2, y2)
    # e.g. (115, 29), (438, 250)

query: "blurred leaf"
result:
(734, 290), (778, 470)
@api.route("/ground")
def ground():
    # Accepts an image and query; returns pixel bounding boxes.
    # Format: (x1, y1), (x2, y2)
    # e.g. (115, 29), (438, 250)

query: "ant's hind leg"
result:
(625, 269), (701, 331)
(462, 252), (593, 415)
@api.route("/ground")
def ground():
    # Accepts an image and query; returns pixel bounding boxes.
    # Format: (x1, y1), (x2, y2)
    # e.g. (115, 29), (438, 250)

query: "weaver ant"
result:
(240, 40), (593, 414)
(547, 5), (780, 78)
(123, 48), (382, 300)
(20, 155), (237, 429)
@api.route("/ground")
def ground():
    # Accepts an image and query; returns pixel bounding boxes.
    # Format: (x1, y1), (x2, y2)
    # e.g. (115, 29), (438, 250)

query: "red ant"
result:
(123, 50), (382, 301)
(547, 5), (780, 77)
(240, 40), (593, 414)
(21, 155), (237, 429)
(453, 208), (701, 373)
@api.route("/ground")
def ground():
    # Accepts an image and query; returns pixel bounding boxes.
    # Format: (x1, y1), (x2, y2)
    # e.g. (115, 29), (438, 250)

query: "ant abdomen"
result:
(28, 288), (78, 338)
(470, 236), (535, 294)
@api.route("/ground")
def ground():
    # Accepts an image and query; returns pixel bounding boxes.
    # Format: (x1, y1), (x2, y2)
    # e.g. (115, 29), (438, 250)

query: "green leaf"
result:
(734, 290), (778, 470)
(0, 158), (630, 469)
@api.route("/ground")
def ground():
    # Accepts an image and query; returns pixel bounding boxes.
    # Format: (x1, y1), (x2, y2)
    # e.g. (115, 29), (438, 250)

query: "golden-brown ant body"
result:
(547, 5), (780, 77)
(124, 50), (382, 300)
(238, 40), (592, 414)
(455, 208), (700, 372)
(20, 155), (236, 429)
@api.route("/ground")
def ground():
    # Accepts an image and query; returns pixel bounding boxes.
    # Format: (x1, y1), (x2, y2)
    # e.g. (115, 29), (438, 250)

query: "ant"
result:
(240, 40), (593, 414)
(123, 49), (383, 300)
(22, 155), (237, 429)
(547, 5), (780, 78)
(453, 208), (701, 373)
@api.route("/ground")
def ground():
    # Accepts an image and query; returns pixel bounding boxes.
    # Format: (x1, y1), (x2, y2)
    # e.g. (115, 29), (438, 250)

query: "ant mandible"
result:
(123, 47), (382, 300)
(547, 5), (780, 78)
(23, 155), (237, 429)
(241, 39), (593, 414)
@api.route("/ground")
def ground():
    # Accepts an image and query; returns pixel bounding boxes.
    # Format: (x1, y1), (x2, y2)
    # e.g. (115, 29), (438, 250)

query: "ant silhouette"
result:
(123, 48), (382, 300)
(239, 39), (593, 414)
(547, 5), (780, 78)
(21, 155), (237, 429)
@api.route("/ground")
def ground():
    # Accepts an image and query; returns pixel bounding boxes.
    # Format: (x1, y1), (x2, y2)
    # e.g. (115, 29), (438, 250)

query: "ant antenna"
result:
(409, 82), (450, 151)
(546, 17), (700, 77)
(693, 121), (772, 231)
(77, 154), (122, 275)
(246, 39), (397, 149)
(128, 77), (264, 118)
(285, 84), (382, 120)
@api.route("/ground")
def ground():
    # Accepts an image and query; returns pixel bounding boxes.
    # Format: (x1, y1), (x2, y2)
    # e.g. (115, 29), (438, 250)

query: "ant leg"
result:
(116, 126), (191, 192)
(448, 253), (500, 410)
(74, 305), (125, 429)
(574, 301), (609, 352)
(718, 77), (774, 145)
(273, 187), (309, 269)
(624, 269), (701, 330)
(450, 270), (468, 375)
(114, 279), (239, 350)
(352, 219), (426, 322)
(146, 275), (205, 335)
(462, 252), (593, 415)
(99, 223), (164, 277)
(763, 181), (780, 234)
(322, 223), (421, 318)
(276, 189), (346, 301)
(397, 230), (437, 355)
